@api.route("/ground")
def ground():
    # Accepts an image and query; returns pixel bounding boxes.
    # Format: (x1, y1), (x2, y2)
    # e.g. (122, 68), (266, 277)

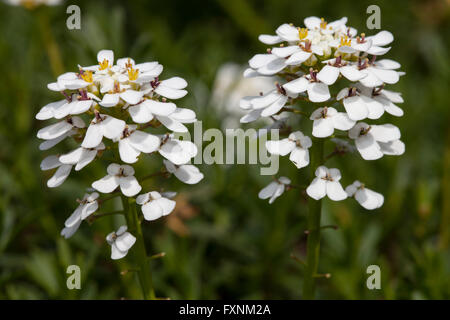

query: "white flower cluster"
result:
(241, 17), (405, 210)
(37, 50), (203, 259)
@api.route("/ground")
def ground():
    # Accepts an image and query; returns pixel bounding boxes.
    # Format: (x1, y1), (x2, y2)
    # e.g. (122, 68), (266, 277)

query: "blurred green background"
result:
(0, 0), (449, 299)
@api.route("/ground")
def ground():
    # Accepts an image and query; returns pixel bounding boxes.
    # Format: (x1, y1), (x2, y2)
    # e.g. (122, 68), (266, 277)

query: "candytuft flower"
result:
(36, 50), (203, 268)
(258, 177), (291, 204)
(106, 226), (136, 260)
(345, 180), (384, 210)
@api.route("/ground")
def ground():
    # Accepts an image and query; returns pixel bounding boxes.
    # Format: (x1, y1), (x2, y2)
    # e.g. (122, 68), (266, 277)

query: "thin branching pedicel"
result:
(36, 50), (203, 298)
(240, 17), (405, 298)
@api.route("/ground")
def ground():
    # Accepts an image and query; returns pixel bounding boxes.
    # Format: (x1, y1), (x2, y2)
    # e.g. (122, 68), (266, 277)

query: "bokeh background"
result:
(0, 0), (449, 299)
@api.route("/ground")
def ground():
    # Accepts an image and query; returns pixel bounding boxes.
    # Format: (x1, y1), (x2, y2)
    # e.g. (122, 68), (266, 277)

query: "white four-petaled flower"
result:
(306, 166), (347, 201)
(258, 177), (291, 204)
(106, 226), (136, 260)
(136, 191), (176, 221)
(266, 131), (312, 169)
(346, 180), (384, 210)
(92, 163), (142, 197)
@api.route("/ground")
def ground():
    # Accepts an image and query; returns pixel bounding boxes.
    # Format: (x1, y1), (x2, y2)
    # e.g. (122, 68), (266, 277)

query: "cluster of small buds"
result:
(240, 17), (404, 209)
(36, 50), (203, 259)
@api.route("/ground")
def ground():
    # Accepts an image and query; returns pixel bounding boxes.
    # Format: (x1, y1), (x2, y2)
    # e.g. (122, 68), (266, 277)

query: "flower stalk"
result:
(121, 196), (156, 300)
(302, 138), (324, 299)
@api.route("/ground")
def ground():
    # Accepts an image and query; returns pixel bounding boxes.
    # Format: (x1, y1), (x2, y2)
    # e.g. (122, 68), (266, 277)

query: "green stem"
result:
(121, 196), (156, 300)
(302, 138), (324, 299)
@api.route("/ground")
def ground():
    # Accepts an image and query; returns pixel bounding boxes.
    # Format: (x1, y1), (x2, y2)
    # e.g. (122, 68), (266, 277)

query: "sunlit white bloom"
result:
(317, 57), (367, 85)
(337, 87), (385, 121)
(346, 180), (384, 210)
(40, 155), (72, 188)
(365, 30), (394, 55)
(82, 113), (125, 148)
(348, 122), (404, 160)
(128, 99), (177, 123)
(306, 166), (347, 201)
(47, 72), (91, 92)
(310, 107), (355, 138)
(354, 84), (404, 117)
(283, 72), (330, 103)
(243, 86), (292, 117)
(61, 192), (99, 239)
(39, 129), (76, 151)
(163, 160), (204, 184)
(92, 163), (142, 197)
(106, 226), (136, 260)
(99, 89), (144, 107)
(59, 142), (105, 171)
(116, 125), (160, 164)
(136, 191), (176, 221)
(248, 53), (287, 76)
(158, 135), (198, 165)
(258, 176), (291, 204)
(357, 58), (402, 88)
(146, 77), (188, 100)
(271, 40), (323, 66)
(37, 116), (85, 141)
(156, 107), (197, 133)
(266, 131), (312, 168)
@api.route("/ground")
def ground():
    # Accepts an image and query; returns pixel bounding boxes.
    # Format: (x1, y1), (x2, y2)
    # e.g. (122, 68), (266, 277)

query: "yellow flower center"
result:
(340, 35), (351, 47)
(99, 59), (109, 71)
(320, 18), (327, 29)
(298, 27), (308, 40)
(127, 67), (139, 81)
(80, 70), (93, 83)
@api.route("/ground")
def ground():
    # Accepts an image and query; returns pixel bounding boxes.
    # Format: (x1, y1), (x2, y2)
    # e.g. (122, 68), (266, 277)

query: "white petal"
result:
(283, 77), (309, 94)
(160, 77), (187, 89)
(120, 90), (144, 105)
(257, 57), (286, 75)
(80, 201), (98, 220)
(145, 99), (177, 116)
(355, 188), (384, 210)
(343, 96), (368, 121)
(379, 140), (405, 155)
(261, 95), (288, 117)
(340, 66), (366, 81)
(101, 116), (126, 140)
(265, 139), (296, 156)
(111, 243), (128, 260)
(276, 23), (299, 41)
(157, 115), (188, 133)
(97, 49), (114, 65)
(115, 232), (136, 252)
(269, 184), (285, 204)
(155, 85), (187, 99)
(369, 30), (393, 46)
(141, 201), (163, 221)
(370, 124), (401, 142)
(307, 82), (330, 103)
(65, 206), (82, 227)
(285, 51), (311, 65)
(75, 149), (97, 171)
(272, 46), (299, 58)
(59, 147), (83, 164)
(47, 164), (72, 188)
(326, 181), (347, 201)
(128, 104), (154, 123)
(158, 198), (176, 216)
(119, 176), (142, 197)
(99, 93), (120, 107)
(251, 91), (280, 109)
(359, 70), (383, 87)
(371, 68), (399, 84)
(128, 131), (160, 153)
(170, 108), (196, 123)
(40, 155), (61, 171)
(82, 123), (103, 148)
(36, 100), (66, 120)
(306, 178), (327, 200)
(331, 113), (355, 131)
(355, 135), (383, 160)
(249, 54), (277, 69)
(37, 120), (72, 140)
(289, 147), (309, 168)
(119, 139), (140, 163)
(92, 175), (119, 193)
(173, 164), (204, 184)
(258, 181), (278, 200)
(61, 221), (81, 239)
(312, 118), (334, 138)
(376, 59), (401, 70)
(258, 34), (282, 44)
(317, 65), (340, 85)
(361, 95), (384, 119)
